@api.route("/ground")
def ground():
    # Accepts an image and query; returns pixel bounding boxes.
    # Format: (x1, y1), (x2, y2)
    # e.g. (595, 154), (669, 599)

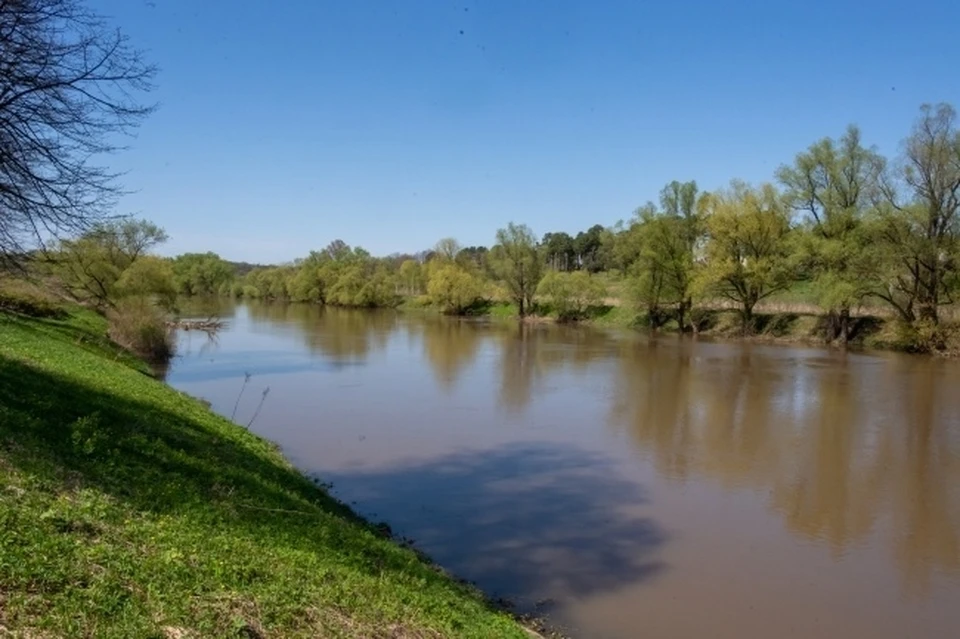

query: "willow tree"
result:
(870, 103), (960, 331)
(490, 223), (543, 316)
(696, 182), (795, 332)
(778, 125), (884, 342)
(51, 219), (168, 310)
(0, 0), (155, 266)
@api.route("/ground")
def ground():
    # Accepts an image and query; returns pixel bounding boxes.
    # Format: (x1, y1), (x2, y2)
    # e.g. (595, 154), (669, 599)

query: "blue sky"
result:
(94, 0), (960, 264)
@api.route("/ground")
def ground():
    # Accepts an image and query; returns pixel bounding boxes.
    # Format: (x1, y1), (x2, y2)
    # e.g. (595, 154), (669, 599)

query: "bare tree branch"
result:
(0, 0), (156, 268)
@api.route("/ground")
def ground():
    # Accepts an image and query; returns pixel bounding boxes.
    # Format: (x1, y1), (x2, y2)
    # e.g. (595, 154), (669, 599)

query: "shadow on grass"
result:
(461, 299), (498, 316)
(847, 315), (884, 343)
(754, 312), (801, 337)
(0, 352), (397, 567)
(323, 443), (668, 611)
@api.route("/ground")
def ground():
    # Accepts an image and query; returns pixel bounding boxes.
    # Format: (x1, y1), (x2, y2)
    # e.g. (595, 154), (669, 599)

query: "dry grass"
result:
(106, 297), (175, 364)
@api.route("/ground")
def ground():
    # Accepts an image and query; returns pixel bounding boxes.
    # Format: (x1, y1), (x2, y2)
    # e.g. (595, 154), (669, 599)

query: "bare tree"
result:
(0, 0), (156, 267)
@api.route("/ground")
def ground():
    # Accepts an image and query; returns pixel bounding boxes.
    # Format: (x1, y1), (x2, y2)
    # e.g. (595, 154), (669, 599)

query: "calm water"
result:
(166, 300), (960, 639)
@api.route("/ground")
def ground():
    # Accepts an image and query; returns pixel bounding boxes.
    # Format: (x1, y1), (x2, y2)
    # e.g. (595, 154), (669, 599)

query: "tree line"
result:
(3, 3), (959, 354)
(28, 102), (960, 352)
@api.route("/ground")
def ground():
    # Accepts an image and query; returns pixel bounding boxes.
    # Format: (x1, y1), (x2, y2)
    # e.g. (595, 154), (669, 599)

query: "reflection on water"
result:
(609, 340), (960, 595)
(248, 302), (397, 364)
(168, 300), (960, 638)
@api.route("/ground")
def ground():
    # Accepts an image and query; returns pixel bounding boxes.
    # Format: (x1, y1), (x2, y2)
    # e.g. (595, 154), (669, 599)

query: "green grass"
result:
(0, 307), (531, 638)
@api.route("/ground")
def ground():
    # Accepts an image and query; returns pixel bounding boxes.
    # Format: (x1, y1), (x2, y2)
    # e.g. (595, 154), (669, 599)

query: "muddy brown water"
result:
(167, 300), (960, 639)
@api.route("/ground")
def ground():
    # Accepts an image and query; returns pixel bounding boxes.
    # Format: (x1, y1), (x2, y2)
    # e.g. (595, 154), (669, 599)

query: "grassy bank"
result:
(0, 306), (531, 638)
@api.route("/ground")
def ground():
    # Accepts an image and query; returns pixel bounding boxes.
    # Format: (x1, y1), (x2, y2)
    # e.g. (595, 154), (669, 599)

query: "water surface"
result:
(167, 300), (960, 638)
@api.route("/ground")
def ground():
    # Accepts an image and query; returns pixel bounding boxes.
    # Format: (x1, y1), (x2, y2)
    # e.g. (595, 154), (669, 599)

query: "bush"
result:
(891, 318), (953, 353)
(426, 264), (484, 314)
(0, 289), (66, 319)
(107, 297), (174, 363)
(536, 270), (606, 321)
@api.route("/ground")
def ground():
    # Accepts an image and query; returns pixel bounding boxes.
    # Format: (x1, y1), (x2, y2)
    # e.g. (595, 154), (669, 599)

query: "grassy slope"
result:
(0, 308), (529, 638)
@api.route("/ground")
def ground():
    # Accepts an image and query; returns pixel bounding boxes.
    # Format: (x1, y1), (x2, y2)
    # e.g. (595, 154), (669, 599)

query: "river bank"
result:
(0, 304), (538, 638)
(397, 297), (956, 355)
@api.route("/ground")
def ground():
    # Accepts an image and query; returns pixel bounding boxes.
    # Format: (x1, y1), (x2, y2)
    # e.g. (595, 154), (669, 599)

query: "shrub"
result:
(0, 289), (65, 318)
(536, 270), (606, 321)
(426, 264), (484, 314)
(891, 318), (953, 353)
(107, 297), (174, 363)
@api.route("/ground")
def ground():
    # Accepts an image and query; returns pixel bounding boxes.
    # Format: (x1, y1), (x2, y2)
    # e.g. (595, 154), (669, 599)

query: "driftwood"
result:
(167, 317), (225, 332)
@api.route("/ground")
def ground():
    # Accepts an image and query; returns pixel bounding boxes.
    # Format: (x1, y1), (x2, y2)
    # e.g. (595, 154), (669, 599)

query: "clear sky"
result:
(93, 0), (960, 264)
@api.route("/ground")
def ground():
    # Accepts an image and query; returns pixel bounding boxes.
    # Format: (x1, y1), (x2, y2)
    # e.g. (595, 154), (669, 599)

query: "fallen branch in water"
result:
(167, 317), (225, 332)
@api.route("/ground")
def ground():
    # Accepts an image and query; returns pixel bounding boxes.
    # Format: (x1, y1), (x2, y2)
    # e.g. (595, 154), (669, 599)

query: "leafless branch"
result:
(0, 0), (156, 268)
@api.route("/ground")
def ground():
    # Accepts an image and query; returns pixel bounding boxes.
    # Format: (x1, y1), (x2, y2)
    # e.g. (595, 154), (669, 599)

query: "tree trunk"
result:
(677, 297), (692, 333)
(518, 297), (525, 317)
(741, 303), (754, 335)
(918, 302), (938, 325)
(838, 307), (850, 345)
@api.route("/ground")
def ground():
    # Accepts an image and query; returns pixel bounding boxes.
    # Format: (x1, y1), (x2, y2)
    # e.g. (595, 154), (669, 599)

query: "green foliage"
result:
(106, 297), (174, 363)
(865, 104), (960, 328)
(398, 259), (425, 295)
(695, 182), (796, 332)
(115, 256), (177, 312)
(778, 125), (884, 340)
(33, 101), (951, 351)
(455, 246), (490, 274)
(0, 278), (65, 318)
(573, 224), (609, 272)
(434, 237), (462, 261)
(241, 266), (294, 301)
(623, 182), (704, 329)
(490, 222), (544, 316)
(427, 263), (485, 314)
(537, 270), (606, 321)
(172, 252), (234, 296)
(0, 308), (529, 637)
(542, 231), (576, 271)
(237, 242), (400, 308)
(47, 219), (170, 311)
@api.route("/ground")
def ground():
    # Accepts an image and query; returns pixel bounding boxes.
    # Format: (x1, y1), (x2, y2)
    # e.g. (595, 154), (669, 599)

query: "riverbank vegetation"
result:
(3, 3), (958, 355)
(0, 301), (533, 638)
(129, 104), (960, 351)
(6, 102), (958, 354)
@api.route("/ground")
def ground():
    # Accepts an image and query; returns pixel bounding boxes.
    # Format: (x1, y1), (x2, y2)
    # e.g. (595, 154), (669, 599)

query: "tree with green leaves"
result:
(629, 210), (692, 328)
(172, 252), (234, 296)
(536, 270), (606, 321)
(114, 256), (177, 311)
(869, 103), (960, 334)
(696, 182), (795, 332)
(51, 219), (169, 310)
(778, 125), (884, 342)
(573, 224), (607, 272)
(398, 259), (425, 296)
(455, 246), (489, 273)
(426, 263), (484, 314)
(434, 238), (462, 262)
(542, 232), (576, 271)
(490, 223), (544, 316)
(622, 181), (703, 329)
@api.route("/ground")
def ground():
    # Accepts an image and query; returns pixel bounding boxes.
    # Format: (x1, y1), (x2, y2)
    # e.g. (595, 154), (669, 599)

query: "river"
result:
(165, 300), (960, 639)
